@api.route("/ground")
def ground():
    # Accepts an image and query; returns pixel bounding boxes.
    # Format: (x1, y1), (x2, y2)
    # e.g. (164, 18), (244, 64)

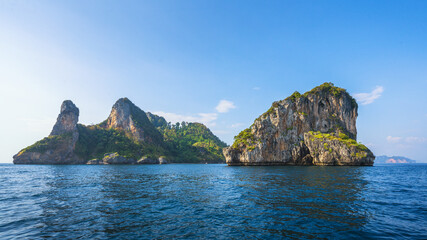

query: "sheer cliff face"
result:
(13, 100), (83, 164)
(105, 98), (162, 144)
(223, 83), (374, 166)
(50, 100), (79, 136)
(106, 98), (140, 138)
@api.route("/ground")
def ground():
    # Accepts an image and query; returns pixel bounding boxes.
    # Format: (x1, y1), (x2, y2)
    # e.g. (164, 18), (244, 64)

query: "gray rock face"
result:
(223, 83), (374, 166)
(50, 100), (79, 136)
(105, 98), (162, 144)
(87, 158), (104, 165)
(13, 100), (83, 164)
(137, 156), (168, 164)
(158, 157), (168, 164)
(102, 153), (135, 164)
(137, 156), (159, 164)
(85, 154), (136, 165)
(304, 132), (374, 166)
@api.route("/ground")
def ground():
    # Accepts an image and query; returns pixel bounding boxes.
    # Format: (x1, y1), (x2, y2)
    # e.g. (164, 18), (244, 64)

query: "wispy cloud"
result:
(253, 87), (260, 91)
(154, 99), (236, 128)
(153, 112), (218, 127)
(386, 136), (402, 143)
(354, 86), (384, 105)
(405, 137), (427, 143)
(215, 100), (236, 113)
(386, 136), (427, 144)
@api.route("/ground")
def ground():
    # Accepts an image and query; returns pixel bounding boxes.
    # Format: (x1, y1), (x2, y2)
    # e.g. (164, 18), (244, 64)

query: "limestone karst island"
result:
(224, 83), (375, 166)
(13, 83), (374, 166)
(13, 98), (227, 164)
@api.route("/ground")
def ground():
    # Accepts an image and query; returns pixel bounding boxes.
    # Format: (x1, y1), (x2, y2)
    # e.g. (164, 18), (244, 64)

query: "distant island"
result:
(13, 98), (226, 164)
(376, 155), (417, 164)
(224, 82), (375, 166)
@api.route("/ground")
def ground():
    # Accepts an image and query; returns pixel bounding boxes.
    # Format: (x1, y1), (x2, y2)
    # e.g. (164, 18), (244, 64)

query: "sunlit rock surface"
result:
(223, 83), (374, 166)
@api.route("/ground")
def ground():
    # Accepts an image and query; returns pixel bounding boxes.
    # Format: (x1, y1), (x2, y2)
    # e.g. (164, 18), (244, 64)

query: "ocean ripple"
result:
(0, 164), (426, 239)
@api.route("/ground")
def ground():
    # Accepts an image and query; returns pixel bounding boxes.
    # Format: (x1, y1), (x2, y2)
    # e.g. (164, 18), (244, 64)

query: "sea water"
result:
(0, 164), (426, 239)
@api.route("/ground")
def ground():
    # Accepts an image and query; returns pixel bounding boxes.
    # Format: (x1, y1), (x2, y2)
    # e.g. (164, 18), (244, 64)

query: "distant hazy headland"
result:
(376, 155), (417, 164)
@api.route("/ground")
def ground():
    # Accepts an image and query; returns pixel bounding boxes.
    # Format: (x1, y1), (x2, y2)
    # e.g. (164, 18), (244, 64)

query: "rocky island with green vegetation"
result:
(13, 98), (227, 164)
(223, 82), (375, 166)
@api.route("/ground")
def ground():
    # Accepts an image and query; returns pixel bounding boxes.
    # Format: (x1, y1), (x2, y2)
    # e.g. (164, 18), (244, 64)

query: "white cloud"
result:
(215, 100), (236, 113)
(354, 86), (384, 105)
(386, 136), (401, 143)
(386, 136), (427, 144)
(153, 111), (218, 127)
(253, 87), (261, 91)
(153, 99), (236, 128)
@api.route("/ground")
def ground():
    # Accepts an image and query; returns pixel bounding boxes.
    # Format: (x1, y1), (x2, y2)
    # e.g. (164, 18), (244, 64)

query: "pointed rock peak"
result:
(60, 100), (79, 114)
(113, 97), (135, 109)
(106, 98), (162, 143)
(109, 97), (142, 123)
(109, 98), (142, 120)
(50, 100), (79, 136)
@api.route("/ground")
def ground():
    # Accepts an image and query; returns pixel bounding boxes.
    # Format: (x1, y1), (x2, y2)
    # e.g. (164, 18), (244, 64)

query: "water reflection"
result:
(223, 166), (370, 239)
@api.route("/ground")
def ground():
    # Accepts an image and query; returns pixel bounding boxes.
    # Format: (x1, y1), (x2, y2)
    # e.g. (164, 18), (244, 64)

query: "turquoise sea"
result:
(0, 163), (426, 239)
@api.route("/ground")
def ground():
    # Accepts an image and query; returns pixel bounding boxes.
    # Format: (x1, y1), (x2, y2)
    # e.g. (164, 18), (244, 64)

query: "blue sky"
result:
(1, 0), (426, 163)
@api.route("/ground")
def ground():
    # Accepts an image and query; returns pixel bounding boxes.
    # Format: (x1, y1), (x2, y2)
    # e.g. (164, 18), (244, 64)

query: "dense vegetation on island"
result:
(74, 124), (166, 160)
(72, 113), (227, 163)
(18, 133), (73, 155)
(146, 113), (227, 163)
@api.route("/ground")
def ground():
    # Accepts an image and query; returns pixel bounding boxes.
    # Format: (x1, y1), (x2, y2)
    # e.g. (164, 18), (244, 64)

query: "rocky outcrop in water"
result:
(102, 152), (135, 164)
(223, 83), (375, 166)
(137, 156), (168, 164)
